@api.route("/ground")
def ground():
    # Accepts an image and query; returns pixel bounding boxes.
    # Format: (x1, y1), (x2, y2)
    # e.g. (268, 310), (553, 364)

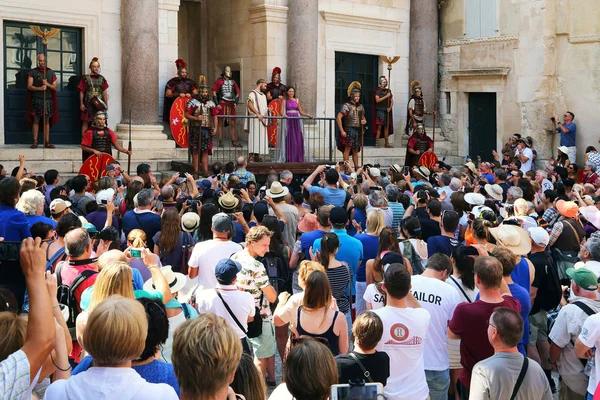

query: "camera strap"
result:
(349, 352), (374, 383)
(69, 257), (98, 266)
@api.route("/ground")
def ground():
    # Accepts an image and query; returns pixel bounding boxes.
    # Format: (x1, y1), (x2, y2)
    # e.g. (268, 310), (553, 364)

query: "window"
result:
(465, 0), (498, 39)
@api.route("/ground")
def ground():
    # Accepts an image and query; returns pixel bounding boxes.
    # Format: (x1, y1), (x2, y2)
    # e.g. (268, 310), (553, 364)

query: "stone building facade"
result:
(438, 0), (600, 163)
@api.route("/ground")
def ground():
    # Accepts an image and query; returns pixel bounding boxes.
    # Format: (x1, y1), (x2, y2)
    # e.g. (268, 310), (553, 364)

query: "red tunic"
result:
(212, 78), (240, 115)
(77, 75), (109, 121)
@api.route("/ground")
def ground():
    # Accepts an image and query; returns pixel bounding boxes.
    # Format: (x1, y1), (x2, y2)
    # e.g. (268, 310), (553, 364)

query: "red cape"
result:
(372, 86), (393, 136)
(26, 67), (59, 126)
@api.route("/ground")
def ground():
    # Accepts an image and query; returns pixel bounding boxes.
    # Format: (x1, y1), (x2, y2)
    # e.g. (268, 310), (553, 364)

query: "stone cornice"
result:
(448, 68), (511, 77)
(445, 35), (518, 47)
(249, 4), (288, 24)
(569, 35), (600, 44)
(320, 11), (402, 32)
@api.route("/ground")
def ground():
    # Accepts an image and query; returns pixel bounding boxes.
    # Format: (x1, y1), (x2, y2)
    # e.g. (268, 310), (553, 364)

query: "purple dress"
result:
(285, 99), (304, 162)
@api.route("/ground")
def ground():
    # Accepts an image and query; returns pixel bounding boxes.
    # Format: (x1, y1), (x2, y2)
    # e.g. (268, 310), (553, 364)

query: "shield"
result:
(419, 151), (438, 169)
(79, 152), (115, 184)
(170, 96), (189, 148)
(267, 99), (282, 147)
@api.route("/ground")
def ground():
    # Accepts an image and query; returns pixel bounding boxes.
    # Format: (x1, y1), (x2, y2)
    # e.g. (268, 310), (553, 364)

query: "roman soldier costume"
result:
(405, 123), (433, 168)
(266, 67), (287, 103)
(372, 75), (394, 148)
(337, 81), (365, 154)
(212, 66), (241, 147)
(26, 54), (58, 148)
(186, 76), (217, 156)
(163, 59), (198, 123)
(77, 57), (109, 123)
(81, 112), (117, 163)
(405, 80), (426, 136)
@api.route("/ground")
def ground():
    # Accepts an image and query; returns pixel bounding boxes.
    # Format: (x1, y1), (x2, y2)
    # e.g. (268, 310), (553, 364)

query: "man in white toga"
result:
(247, 78), (269, 162)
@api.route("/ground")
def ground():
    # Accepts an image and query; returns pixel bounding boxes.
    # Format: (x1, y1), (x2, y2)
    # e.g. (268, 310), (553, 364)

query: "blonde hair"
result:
(83, 295), (147, 366)
(173, 313), (242, 397)
(298, 260), (326, 288)
(366, 209), (385, 235)
(353, 194), (368, 210)
(0, 312), (27, 361)
(245, 225), (273, 244)
(127, 229), (147, 248)
(16, 188), (44, 216)
(89, 262), (134, 311)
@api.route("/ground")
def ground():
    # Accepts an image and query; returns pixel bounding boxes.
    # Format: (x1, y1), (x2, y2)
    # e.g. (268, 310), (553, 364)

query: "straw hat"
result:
(485, 184), (504, 201)
(465, 192), (485, 206)
(557, 146), (570, 155)
(413, 165), (430, 178)
(579, 206), (600, 230)
(143, 265), (187, 294)
(488, 224), (532, 255)
(464, 162), (477, 174)
(266, 181), (289, 198)
(181, 212), (200, 232)
(218, 191), (240, 210)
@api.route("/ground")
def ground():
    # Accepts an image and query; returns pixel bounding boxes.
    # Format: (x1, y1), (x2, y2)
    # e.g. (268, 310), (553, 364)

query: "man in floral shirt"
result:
(232, 226), (278, 385)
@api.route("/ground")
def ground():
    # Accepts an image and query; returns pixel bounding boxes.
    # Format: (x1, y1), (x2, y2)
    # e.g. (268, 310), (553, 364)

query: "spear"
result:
(30, 26), (60, 148)
(127, 109), (132, 176)
(379, 56), (400, 143)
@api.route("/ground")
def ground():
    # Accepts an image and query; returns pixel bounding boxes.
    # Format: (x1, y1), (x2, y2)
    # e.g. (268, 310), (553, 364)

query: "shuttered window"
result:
(465, 0), (498, 39)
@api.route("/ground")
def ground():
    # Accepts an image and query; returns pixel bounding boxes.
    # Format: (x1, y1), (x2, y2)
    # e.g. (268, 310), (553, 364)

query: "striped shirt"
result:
(0, 350), (31, 400)
(327, 263), (351, 314)
(389, 201), (406, 234)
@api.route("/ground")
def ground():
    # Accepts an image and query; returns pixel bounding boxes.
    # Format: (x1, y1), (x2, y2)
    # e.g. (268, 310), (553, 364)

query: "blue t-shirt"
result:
(26, 214), (57, 230)
(122, 210), (162, 249)
(313, 228), (364, 295)
(232, 221), (246, 244)
(353, 234), (379, 282)
(511, 257), (530, 294)
(347, 208), (366, 237)
(300, 229), (327, 261)
(307, 186), (346, 207)
(0, 206), (32, 242)
(557, 122), (576, 147)
(72, 356), (180, 396)
(427, 235), (459, 258)
(85, 210), (118, 232)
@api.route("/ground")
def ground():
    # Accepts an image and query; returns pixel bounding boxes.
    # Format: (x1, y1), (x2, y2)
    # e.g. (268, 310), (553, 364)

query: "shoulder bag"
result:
(215, 289), (262, 338)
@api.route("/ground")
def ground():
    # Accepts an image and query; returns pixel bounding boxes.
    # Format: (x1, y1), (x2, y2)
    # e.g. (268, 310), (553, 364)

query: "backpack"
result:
(530, 251), (562, 311)
(233, 170), (252, 185)
(260, 250), (289, 295)
(46, 247), (66, 272)
(401, 239), (424, 275)
(69, 196), (87, 217)
(56, 263), (97, 337)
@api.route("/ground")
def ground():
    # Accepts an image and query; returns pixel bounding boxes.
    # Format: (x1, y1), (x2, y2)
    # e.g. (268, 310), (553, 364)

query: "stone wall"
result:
(439, 0), (600, 164)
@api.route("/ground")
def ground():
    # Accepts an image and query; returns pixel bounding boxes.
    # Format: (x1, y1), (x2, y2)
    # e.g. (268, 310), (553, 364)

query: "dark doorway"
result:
(4, 21), (82, 145)
(335, 52), (378, 146)
(468, 92), (496, 161)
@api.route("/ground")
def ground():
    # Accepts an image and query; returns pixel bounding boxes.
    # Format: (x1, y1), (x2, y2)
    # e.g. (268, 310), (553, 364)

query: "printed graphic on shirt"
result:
(385, 323), (423, 346)
(412, 290), (442, 305)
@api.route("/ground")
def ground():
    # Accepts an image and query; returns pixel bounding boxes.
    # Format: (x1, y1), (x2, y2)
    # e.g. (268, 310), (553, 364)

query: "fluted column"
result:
(287, 0), (318, 115)
(409, 0), (438, 116)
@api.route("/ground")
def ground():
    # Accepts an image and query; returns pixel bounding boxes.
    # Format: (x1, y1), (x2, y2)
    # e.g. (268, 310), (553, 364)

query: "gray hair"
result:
(280, 170), (293, 181)
(16, 189), (44, 216)
(536, 170), (548, 179)
(266, 174), (278, 189)
(494, 168), (507, 181)
(385, 184), (400, 202)
(137, 189), (155, 207)
(587, 232), (600, 262)
(64, 228), (91, 258)
(439, 173), (452, 186)
(161, 184), (174, 200)
(586, 162), (597, 172)
(507, 186), (523, 200)
(449, 178), (462, 191)
(369, 190), (385, 207)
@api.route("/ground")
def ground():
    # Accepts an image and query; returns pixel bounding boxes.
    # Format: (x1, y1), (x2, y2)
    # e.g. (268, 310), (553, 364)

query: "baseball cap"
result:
(253, 201), (269, 223)
(566, 267), (599, 291)
(96, 188), (115, 205)
(329, 206), (348, 225)
(198, 179), (212, 190)
(215, 259), (242, 284)
(212, 212), (234, 233)
(50, 198), (71, 214)
(528, 227), (550, 248)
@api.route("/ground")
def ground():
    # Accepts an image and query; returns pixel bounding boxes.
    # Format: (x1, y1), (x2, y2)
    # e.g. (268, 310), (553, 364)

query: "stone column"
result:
(409, 0), (438, 118)
(116, 0), (173, 150)
(287, 0), (318, 115)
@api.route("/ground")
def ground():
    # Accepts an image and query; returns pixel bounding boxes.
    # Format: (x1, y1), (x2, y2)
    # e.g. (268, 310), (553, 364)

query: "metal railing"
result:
(193, 115), (337, 165)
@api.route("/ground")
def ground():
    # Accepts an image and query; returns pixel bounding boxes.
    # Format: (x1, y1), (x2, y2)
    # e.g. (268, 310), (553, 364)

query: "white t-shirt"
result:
(373, 306), (431, 400)
(411, 275), (461, 371)
(573, 303), (600, 395)
(446, 275), (479, 303)
(518, 147), (534, 173)
(195, 284), (256, 339)
(188, 239), (243, 289)
(363, 283), (385, 310)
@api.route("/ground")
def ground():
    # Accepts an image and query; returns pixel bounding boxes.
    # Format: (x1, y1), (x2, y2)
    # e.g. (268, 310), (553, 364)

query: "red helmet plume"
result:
(175, 58), (187, 70)
(272, 67), (281, 78)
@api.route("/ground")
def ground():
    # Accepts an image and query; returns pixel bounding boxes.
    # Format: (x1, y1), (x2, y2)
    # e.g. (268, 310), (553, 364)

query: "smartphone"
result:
(0, 241), (21, 262)
(179, 172), (186, 178)
(259, 189), (266, 199)
(130, 248), (143, 258)
(330, 383), (384, 400)
(325, 165), (332, 170)
(353, 185), (358, 193)
(232, 189), (241, 196)
(338, 161), (344, 166)
(357, 174), (363, 184)
(403, 166), (410, 175)
(101, 199), (108, 205)
(369, 187), (380, 191)
(116, 180), (122, 188)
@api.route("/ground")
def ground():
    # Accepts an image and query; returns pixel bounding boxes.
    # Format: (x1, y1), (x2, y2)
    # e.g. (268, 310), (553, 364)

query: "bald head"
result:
(37, 53), (46, 68)
(98, 250), (127, 271)
(236, 156), (246, 168)
(64, 228), (91, 258)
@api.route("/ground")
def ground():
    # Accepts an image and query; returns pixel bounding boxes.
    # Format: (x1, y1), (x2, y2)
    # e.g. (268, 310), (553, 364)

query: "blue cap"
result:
(341, 174), (350, 181)
(215, 259), (242, 284)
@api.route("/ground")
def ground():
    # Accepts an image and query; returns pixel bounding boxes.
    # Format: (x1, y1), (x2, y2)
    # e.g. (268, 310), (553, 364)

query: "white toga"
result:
(247, 90), (269, 155)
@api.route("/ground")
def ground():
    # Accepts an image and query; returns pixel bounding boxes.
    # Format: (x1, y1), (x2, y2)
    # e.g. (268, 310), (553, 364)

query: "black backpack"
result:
(259, 251), (289, 295)
(56, 263), (97, 337)
(530, 251), (562, 311)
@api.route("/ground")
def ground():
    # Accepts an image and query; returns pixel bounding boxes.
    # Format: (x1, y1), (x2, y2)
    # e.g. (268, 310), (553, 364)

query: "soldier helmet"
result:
(347, 81), (362, 97)
(175, 59), (187, 71)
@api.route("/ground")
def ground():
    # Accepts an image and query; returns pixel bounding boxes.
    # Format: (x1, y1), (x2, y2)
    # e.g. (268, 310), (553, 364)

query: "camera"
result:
(130, 248), (143, 258)
(232, 189), (241, 196)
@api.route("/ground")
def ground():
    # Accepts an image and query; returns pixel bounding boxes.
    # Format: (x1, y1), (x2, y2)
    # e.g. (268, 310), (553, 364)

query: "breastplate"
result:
(199, 101), (215, 128)
(220, 79), (236, 101)
(342, 103), (362, 128)
(413, 97), (425, 116)
(86, 75), (104, 99)
(175, 79), (191, 95)
(91, 129), (112, 153)
(375, 88), (389, 110)
(416, 137), (429, 152)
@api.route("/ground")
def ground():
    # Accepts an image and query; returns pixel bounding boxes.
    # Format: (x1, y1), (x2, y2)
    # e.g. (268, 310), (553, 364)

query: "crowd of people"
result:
(1, 115), (600, 400)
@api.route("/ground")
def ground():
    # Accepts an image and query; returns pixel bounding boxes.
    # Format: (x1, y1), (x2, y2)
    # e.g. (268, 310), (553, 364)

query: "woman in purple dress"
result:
(281, 87), (313, 162)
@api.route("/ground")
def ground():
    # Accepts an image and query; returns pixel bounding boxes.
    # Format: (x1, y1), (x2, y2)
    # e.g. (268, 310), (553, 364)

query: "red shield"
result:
(170, 97), (189, 148)
(79, 153), (115, 184)
(267, 99), (282, 146)
(419, 151), (439, 169)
